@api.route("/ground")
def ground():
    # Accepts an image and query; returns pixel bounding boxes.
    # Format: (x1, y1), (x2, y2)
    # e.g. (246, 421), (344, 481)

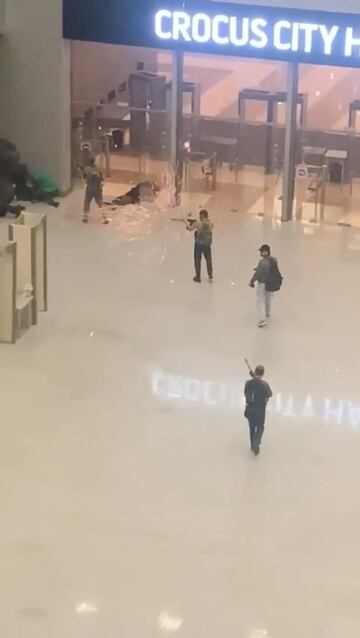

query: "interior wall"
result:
(159, 53), (286, 119)
(0, 0), (71, 192)
(158, 52), (360, 130)
(71, 42), (158, 105)
(0, 0), (4, 34)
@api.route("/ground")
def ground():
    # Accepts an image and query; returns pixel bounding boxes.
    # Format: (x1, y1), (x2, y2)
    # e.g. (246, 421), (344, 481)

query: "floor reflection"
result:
(151, 368), (360, 429)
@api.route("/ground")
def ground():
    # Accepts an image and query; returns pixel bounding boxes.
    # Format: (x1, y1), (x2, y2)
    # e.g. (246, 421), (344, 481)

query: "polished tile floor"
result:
(1, 187), (360, 638)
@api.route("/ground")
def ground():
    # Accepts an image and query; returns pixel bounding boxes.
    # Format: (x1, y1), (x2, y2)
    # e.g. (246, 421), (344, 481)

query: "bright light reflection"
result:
(76, 602), (99, 614)
(158, 611), (183, 632)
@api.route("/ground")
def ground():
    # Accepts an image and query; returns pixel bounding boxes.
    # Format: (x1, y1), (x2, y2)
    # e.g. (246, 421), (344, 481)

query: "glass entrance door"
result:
(175, 53), (288, 220)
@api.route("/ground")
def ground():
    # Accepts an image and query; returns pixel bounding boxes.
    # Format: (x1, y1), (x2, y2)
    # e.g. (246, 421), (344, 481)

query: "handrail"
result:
(73, 100), (167, 116)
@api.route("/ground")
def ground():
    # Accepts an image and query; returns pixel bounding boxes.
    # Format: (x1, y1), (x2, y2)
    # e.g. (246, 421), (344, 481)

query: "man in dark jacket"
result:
(244, 364), (272, 456)
(187, 209), (214, 283)
(249, 243), (280, 328)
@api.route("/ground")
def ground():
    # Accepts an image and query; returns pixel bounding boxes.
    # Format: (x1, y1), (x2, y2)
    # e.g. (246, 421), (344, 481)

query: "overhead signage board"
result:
(63, 0), (360, 68)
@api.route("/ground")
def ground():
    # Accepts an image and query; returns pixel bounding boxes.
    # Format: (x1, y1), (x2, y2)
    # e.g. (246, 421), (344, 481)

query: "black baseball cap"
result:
(259, 244), (270, 253)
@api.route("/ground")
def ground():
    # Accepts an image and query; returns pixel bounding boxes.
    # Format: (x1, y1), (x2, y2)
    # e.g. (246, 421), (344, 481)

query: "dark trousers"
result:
(246, 410), (266, 452)
(84, 187), (102, 213)
(194, 243), (213, 280)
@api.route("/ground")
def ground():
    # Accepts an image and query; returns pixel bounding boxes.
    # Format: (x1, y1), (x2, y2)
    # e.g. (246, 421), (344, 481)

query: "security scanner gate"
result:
(165, 81), (200, 117)
(348, 100), (360, 130)
(128, 71), (167, 155)
(238, 89), (307, 174)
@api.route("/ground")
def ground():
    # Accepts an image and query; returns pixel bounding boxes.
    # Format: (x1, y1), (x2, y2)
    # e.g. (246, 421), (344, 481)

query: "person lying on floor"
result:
(13, 164), (60, 208)
(111, 181), (160, 206)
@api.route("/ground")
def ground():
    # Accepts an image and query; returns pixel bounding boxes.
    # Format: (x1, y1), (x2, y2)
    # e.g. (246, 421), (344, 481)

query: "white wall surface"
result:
(72, 42), (158, 105)
(0, 0), (71, 192)
(0, 0), (4, 34)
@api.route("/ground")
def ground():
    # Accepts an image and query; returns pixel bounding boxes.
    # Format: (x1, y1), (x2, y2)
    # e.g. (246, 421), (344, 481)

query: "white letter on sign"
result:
(299, 23), (318, 53)
(345, 27), (360, 57)
(229, 16), (249, 46)
(319, 24), (339, 55)
(173, 11), (191, 41)
(250, 18), (268, 48)
(155, 9), (172, 39)
(192, 13), (212, 43)
(274, 20), (291, 50)
(212, 15), (230, 45)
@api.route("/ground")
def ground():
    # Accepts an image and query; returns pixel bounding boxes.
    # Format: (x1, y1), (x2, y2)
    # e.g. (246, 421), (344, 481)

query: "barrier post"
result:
(170, 51), (183, 206)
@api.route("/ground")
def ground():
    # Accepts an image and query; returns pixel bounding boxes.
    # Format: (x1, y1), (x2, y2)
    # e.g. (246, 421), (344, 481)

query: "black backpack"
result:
(265, 257), (283, 292)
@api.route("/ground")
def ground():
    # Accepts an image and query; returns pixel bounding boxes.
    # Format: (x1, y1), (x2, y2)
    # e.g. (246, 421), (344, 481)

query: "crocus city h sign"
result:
(155, 9), (360, 59)
(63, 0), (360, 67)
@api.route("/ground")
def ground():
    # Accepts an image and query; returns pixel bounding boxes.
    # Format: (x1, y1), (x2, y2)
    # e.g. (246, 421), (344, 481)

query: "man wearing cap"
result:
(249, 244), (276, 328)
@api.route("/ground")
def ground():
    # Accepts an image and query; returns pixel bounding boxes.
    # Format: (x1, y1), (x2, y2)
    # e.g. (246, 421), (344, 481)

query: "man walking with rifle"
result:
(187, 209), (214, 283)
(244, 360), (272, 456)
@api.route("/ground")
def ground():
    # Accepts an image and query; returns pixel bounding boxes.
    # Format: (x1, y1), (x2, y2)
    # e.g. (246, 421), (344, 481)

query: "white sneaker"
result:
(257, 320), (267, 328)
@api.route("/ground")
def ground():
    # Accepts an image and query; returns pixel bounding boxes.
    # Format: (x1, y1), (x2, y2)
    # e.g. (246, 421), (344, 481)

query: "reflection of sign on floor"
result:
(296, 164), (308, 179)
(151, 368), (360, 429)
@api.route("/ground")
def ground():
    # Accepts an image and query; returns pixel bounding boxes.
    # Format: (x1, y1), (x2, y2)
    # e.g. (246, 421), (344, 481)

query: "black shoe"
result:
(254, 447), (260, 456)
(193, 277), (201, 283)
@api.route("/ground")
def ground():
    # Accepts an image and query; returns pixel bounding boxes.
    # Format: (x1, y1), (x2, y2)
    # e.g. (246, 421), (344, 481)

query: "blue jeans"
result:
(257, 283), (273, 323)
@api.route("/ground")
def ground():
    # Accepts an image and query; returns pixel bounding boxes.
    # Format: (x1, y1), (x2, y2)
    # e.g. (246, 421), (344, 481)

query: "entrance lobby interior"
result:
(71, 41), (360, 227)
(3, 2), (360, 635)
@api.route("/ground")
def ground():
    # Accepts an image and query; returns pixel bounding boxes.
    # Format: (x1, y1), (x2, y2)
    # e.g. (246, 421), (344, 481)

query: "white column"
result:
(170, 51), (183, 206)
(0, 0), (5, 34)
(281, 62), (298, 222)
(0, 0), (71, 192)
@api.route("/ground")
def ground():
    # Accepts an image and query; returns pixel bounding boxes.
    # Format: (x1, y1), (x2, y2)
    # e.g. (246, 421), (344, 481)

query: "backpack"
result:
(265, 257), (283, 292)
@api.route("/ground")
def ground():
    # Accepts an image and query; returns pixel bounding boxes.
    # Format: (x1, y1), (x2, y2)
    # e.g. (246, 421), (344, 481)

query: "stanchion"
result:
(211, 153), (217, 191)
(319, 164), (327, 223)
(183, 157), (190, 192)
(104, 134), (111, 178)
(138, 152), (146, 180)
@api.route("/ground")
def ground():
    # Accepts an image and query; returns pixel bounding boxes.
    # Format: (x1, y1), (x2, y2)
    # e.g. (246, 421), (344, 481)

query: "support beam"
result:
(265, 99), (274, 175)
(170, 51), (183, 206)
(281, 63), (298, 222)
